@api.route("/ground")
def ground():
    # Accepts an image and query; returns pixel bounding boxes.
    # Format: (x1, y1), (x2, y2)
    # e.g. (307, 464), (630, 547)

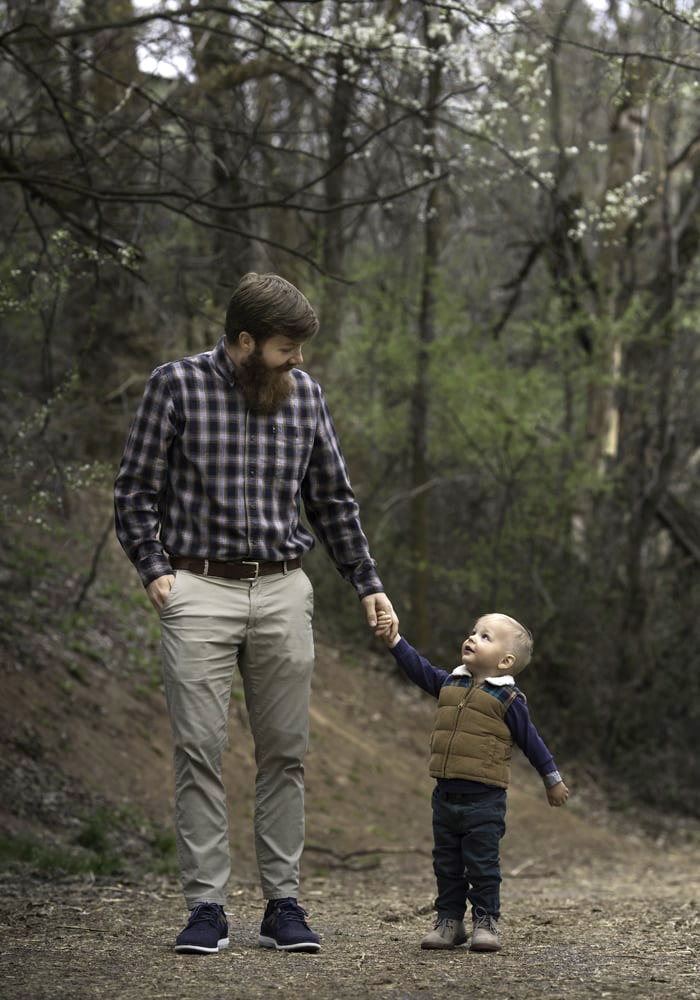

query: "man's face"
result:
(257, 335), (305, 371)
(460, 615), (514, 676)
(236, 334), (305, 414)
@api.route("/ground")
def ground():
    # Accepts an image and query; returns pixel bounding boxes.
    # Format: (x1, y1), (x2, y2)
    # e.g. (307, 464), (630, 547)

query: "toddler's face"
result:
(461, 614), (515, 676)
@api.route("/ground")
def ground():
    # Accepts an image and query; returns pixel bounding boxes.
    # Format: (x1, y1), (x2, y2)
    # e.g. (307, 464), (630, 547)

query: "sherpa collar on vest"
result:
(451, 665), (515, 685)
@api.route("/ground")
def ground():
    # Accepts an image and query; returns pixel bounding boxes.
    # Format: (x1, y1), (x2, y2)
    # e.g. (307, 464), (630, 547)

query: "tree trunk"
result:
(409, 11), (443, 649)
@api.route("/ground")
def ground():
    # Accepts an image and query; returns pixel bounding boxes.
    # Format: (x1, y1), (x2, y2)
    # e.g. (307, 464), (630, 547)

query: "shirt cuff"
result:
(542, 770), (563, 788)
(137, 551), (174, 588)
(350, 561), (384, 599)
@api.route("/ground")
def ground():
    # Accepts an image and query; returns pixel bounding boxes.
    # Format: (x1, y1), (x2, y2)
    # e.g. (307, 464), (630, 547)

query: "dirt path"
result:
(1, 844), (697, 1000)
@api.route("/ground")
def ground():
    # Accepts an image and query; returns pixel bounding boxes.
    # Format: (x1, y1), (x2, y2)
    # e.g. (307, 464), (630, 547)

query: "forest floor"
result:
(0, 530), (698, 999)
(1, 833), (698, 1000)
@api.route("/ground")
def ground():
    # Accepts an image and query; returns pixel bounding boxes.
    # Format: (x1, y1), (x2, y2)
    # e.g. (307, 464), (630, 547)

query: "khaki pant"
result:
(159, 567), (315, 907)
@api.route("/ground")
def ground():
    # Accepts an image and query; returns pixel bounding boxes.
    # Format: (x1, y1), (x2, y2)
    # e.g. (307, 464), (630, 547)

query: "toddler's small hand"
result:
(547, 781), (569, 807)
(375, 611), (392, 631)
(375, 611), (396, 645)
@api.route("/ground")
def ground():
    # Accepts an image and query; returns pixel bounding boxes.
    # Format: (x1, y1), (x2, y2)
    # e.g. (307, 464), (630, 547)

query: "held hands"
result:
(375, 609), (401, 648)
(546, 781), (570, 807)
(146, 574), (175, 612)
(361, 594), (399, 644)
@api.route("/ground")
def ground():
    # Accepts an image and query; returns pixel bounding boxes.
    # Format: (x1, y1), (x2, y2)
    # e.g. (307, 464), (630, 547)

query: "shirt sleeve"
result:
(388, 637), (449, 698)
(113, 368), (177, 587)
(301, 389), (384, 599)
(505, 695), (562, 784)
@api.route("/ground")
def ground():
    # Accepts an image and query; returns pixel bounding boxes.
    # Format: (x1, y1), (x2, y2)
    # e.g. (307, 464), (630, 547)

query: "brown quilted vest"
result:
(428, 680), (519, 787)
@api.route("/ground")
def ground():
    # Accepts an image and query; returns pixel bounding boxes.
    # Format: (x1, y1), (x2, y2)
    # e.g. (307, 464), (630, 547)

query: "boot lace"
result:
(473, 913), (497, 933)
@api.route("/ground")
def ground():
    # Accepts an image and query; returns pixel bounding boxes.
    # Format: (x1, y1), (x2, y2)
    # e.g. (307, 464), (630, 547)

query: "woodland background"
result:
(1, 0), (699, 827)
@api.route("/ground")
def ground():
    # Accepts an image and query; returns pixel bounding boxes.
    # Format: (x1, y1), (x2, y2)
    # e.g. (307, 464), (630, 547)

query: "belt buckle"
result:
(240, 560), (260, 581)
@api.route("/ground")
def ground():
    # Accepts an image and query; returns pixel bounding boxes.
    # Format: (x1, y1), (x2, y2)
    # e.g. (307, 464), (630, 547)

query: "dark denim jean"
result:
(431, 784), (507, 922)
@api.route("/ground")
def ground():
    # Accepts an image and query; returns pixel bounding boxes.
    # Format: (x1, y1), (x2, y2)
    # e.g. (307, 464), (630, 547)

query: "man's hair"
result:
(498, 614), (534, 674)
(225, 272), (319, 346)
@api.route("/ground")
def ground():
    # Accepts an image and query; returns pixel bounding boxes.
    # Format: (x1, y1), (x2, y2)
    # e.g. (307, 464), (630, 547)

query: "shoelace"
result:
(187, 903), (224, 928)
(473, 914), (497, 932)
(272, 900), (310, 927)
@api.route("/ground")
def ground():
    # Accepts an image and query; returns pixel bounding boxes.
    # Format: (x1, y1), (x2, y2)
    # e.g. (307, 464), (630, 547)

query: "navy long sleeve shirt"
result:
(389, 637), (562, 793)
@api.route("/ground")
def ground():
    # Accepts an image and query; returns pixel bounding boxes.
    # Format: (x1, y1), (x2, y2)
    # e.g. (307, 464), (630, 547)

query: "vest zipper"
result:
(441, 684), (474, 777)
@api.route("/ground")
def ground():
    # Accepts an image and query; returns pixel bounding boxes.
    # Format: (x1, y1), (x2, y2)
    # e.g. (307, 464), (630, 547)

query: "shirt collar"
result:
(213, 335), (236, 385)
(451, 664), (515, 686)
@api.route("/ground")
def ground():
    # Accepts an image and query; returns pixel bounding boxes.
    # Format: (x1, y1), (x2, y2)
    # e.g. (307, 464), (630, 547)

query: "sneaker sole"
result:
(470, 941), (501, 952)
(259, 934), (320, 953)
(174, 937), (230, 954)
(421, 939), (467, 950)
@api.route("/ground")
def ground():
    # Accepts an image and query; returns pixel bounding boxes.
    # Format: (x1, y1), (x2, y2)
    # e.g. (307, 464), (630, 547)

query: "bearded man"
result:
(114, 272), (398, 956)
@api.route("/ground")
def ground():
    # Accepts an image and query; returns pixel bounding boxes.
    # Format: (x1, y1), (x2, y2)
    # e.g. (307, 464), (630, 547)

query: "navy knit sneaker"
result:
(174, 903), (229, 954)
(259, 897), (321, 952)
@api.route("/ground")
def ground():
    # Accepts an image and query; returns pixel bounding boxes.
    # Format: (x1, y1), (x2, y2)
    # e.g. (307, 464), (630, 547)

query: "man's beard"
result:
(236, 352), (295, 414)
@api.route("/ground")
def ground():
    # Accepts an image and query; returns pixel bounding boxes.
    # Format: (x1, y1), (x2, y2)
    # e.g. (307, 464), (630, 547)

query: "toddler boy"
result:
(376, 611), (568, 952)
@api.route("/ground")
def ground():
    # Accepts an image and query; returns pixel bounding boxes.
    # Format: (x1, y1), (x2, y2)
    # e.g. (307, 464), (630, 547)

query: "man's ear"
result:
(238, 330), (255, 355)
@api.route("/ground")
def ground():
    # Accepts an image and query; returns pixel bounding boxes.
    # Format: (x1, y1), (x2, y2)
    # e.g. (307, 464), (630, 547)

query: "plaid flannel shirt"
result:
(114, 336), (383, 598)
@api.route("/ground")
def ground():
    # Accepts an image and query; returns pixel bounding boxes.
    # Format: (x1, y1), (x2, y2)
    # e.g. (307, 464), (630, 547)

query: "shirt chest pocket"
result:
(273, 424), (313, 480)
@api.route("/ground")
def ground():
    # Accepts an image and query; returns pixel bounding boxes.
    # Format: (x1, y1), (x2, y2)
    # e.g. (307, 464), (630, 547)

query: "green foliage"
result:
(0, 230), (138, 318)
(0, 808), (127, 876)
(148, 828), (179, 875)
(0, 811), (180, 877)
(1, 0), (698, 823)
(74, 809), (123, 867)
(0, 369), (112, 531)
(0, 832), (114, 876)
(308, 262), (700, 816)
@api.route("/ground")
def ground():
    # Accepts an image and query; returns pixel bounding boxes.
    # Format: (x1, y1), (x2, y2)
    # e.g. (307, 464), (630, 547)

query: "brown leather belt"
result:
(171, 556), (302, 581)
